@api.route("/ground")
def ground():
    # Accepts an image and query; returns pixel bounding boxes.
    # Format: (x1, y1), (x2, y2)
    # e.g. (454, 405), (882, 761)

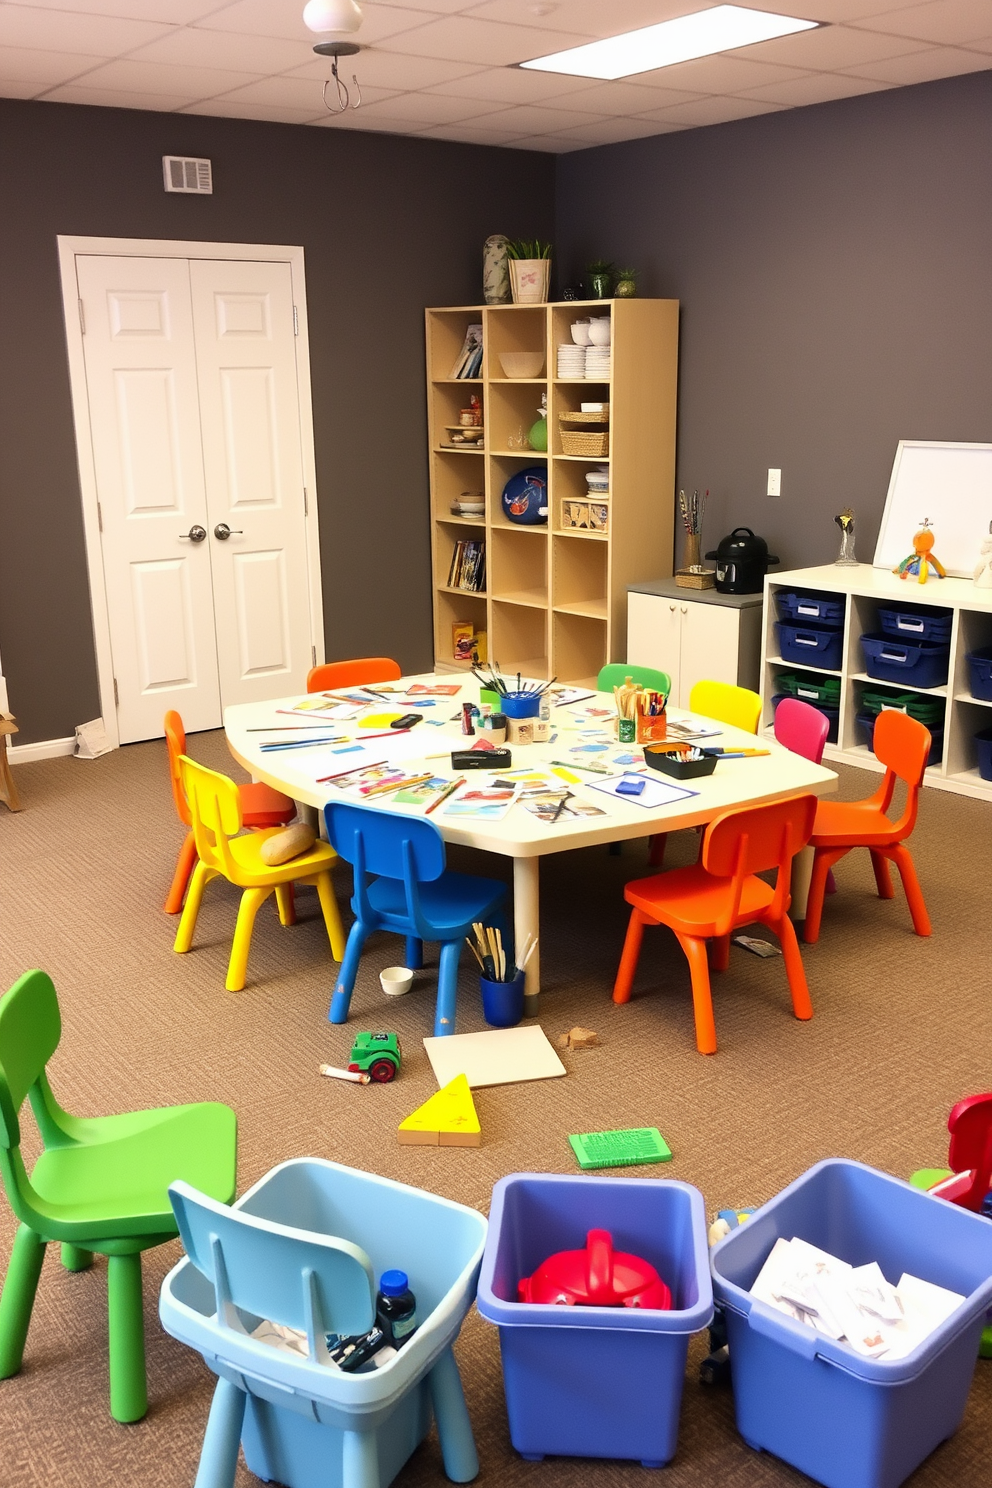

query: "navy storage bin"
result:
(776, 620), (843, 670)
(878, 603), (952, 644)
(778, 590), (846, 625)
(477, 1172), (711, 1467)
(856, 711), (942, 766)
(966, 647), (992, 702)
(975, 727), (992, 781)
(772, 692), (839, 744)
(860, 633), (949, 689)
(711, 1160), (992, 1488)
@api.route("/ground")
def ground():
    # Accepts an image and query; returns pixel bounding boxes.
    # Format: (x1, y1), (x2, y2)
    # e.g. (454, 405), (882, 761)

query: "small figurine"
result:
(834, 507), (857, 567)
(893, 519), (946, 584)
(974, 522), (992, 589)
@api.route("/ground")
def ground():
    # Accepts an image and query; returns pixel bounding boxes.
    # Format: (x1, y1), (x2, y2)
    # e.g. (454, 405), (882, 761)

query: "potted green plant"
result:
(507, 239), (552, 304)
(586, 259), (615, 299)
(615, 267), (638, 298)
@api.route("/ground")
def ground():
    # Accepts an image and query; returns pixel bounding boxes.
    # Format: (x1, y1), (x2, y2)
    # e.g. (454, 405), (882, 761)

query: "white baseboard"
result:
(8, 736), (77, 764)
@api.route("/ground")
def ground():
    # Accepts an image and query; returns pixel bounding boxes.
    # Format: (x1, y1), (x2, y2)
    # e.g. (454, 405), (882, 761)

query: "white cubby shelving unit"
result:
(760, 563), (992, 799)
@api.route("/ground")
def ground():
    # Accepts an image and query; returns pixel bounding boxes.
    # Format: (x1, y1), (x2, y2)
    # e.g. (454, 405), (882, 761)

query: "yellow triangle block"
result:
(398, 1074), (481, 1148)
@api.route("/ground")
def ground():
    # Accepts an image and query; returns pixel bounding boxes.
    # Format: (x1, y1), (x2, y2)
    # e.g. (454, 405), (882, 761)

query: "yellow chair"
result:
(689, 680), (762, 734)
(174, 757), (346, 991)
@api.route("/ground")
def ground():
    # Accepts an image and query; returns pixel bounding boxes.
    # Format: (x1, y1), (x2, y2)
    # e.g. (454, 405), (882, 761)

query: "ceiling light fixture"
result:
(303, 0), (365, 114)
(519, 5), (820, 80)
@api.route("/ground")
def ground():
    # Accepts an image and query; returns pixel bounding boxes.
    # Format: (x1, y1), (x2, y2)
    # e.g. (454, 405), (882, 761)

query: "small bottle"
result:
(533, 691), (551, 743)
(376, 1270), (418, 1348)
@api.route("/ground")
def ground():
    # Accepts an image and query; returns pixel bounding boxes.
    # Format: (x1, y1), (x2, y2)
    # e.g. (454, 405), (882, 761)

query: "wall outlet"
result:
(767, 467), (782, 497)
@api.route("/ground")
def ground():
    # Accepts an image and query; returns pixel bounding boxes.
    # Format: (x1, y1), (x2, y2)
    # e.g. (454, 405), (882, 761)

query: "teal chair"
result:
(598, 663), (672, 695)
(0, 969), (237, 1421)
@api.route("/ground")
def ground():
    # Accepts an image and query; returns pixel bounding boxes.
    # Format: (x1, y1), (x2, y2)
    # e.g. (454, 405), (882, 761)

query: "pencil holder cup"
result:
(480, 689), (502, 710)
(507, 717), (535, 745)
(502, 691), (541, 719)
(617, 717), (636, 744)
(637, 712), (667, 744)
(480, 714), (507, 745)
(481, 970), (525, 1028)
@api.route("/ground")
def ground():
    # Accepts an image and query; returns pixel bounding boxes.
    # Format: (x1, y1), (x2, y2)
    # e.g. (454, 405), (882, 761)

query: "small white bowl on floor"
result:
(380, 967), (414, 997)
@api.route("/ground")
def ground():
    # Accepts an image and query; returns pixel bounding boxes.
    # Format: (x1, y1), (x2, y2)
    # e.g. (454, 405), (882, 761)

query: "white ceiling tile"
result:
(288, 49), (484, 88)
(549, 114), (677, 145)
(0, 42), (100, 83)
(773, 0), (910, 16)
(536, 78), (708, 113)
(198, 0), (443, 45)
(16, 0), (230, 20)
(422, 62), (607, 102)
(842, 45), (992, 83)
(213, 73), (399, 107)
(737, 69), (893, 104)
(506, 132), (594, 151)
(385, 0), (476, 11)
(415, 119), (532, 142)
(0, 76), (46, 94)
(629, 53), (813, 93)
(127, 26), (314, 72)
(375, 15), (594, 65)
(736, 21), (928, 69)
(466, 101), (611, 131)
(181, 98), (326, 121)
(307, 105), (429, 129)
(351, 87), (504, 120)
(39, 81), (195, 105)
(850, 0), (992, 46)
(0, 5), (174, 55)
(64, 56), (265, 95)
(642, 94), (785, 126)
(963, 35), (992, 56)
(460, 0), (702, 37)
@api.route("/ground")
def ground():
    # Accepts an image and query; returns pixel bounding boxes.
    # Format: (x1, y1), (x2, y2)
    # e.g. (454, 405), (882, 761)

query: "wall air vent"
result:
(162, 156), (213, 194)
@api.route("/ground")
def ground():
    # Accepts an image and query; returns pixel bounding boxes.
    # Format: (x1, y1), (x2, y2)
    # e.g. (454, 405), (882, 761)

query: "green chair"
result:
(597, 663), (673, 695)
(0, 969), (237, 1422)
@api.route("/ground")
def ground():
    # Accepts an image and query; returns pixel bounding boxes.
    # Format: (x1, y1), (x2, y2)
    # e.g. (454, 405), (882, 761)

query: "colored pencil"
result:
(425, 776), (465, 814)
(315, 758), (389, 784)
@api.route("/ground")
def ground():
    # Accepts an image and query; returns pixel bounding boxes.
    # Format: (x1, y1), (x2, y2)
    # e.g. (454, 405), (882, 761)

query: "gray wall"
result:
(556, 70), (992, 574)
(0, 99), (553, 744)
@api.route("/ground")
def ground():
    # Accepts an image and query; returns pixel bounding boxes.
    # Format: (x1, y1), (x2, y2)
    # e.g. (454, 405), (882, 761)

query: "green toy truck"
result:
(348, 1032), (402, 1083)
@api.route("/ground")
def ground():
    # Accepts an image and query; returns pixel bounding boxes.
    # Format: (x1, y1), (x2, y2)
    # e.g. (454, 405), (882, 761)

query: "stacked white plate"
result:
(585, 347), (611, 379)
(557, 343), (586, 378)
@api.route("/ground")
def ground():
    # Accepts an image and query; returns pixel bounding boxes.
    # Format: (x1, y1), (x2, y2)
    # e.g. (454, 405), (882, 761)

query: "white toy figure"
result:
(974, 523), (992, 588)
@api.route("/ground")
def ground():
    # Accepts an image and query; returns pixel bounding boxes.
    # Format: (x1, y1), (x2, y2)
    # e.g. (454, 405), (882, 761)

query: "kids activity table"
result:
(225, 675), (837, 1007)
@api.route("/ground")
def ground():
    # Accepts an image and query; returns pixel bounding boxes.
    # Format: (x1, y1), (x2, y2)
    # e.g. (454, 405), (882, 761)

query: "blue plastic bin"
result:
(711, 1160), (992, 1488)
(777, 590), (846, 625)
(966, 647), (992, 702)
(855, 711), (942, 765)
(772, 692), (839, 744)
(159, 1159), (487, 1488)
(975, 727), (992, 781)
(476, 1172), (712, 1467)
(877, 603), (952, 644)
(776, 620), (843, 670)
(860, 632), (949, 688)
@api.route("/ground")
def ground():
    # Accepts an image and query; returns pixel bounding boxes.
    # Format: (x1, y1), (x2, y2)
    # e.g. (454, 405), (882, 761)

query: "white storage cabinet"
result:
(627, 580), (763, 708)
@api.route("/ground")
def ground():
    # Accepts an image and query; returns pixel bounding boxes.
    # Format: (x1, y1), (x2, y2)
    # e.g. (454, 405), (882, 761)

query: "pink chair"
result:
(774, 698), (836, 896)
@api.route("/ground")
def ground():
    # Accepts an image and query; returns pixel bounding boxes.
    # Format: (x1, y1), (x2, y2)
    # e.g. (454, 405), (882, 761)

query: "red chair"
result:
(613, 794), (817, 1054)
(163, 711), (296, 914)
(802, 709), (931, 944)
(307, 658), (401, 693)
(910, 1094), (992, 1213)
(774, 698), (837, 897)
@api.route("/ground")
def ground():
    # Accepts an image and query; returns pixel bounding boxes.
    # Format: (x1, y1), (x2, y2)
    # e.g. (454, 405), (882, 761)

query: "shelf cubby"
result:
(435, 588), (488, 671)
(553, 534), (608, 618)
(491, 527), (548, 608)
(552, 610), (607, 689)
(491, 600), (548, 680)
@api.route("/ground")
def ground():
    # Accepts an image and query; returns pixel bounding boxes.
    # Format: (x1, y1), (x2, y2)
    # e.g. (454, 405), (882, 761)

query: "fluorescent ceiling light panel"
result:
(519, 6), (820, 81)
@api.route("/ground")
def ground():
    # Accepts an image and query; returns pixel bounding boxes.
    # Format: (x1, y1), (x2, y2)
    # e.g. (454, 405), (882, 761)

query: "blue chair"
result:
(323, 802), (507, 1037)
(160, 1158), (486, 1488)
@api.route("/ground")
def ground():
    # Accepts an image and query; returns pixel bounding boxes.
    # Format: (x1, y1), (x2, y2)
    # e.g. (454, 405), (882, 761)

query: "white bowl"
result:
(587, 319), (612, 346)
(570, 321), (592, 345)
(380, 966), (414, 997)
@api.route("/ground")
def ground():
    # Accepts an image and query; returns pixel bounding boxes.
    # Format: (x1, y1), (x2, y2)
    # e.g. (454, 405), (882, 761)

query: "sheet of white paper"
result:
(423, 1025), (566, 1088)
(587, 772), (699, 810)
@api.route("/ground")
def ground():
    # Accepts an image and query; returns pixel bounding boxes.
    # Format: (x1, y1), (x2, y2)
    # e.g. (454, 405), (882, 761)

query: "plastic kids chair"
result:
(774, 698), (837, 897)
(175, 756), (345, 991)
(323, 801), (506, 1037)
(689, 680), (762, 734)
(612, 794), (817, 1054)
(307, 658), (402, 693)
(164, 709), (295, 914)
(0, 969), (236, 1422)
(910, 1094), (992, 1213)
(597, 663), (673, 695)
(160, 1158), (486, 1488)
(802, 709), (932, 945)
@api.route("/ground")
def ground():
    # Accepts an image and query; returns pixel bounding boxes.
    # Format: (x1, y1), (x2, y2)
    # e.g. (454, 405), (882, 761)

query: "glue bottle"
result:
(534, 691), (551, 744)
(376, 1270), (418, 1347)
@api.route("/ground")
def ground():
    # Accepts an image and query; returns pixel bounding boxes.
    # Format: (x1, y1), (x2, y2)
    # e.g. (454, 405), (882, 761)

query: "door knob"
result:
(213, 523), (243, 540)
(179, 525), (206, 542)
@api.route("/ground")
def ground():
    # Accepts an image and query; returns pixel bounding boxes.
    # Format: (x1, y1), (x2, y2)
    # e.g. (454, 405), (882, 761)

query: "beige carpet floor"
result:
(1, 732), (991, 1488)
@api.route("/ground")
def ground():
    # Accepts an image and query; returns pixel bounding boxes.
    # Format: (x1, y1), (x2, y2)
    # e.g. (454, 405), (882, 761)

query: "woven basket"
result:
(560, 408), (609, 424)
(675, 568), (716, 590)
(560, 428), (610, 456)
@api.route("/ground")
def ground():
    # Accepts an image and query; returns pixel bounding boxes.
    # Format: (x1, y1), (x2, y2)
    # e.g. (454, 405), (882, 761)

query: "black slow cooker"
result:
(705, 527), (779, 594)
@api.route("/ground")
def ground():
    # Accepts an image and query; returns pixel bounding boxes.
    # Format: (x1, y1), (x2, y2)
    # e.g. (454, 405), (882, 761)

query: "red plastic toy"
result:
(914, 1093), (992, 1212)
(518, 1228), (672, 1309)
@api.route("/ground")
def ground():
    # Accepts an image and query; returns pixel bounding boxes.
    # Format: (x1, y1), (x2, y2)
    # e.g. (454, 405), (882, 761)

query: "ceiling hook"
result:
(313, 39), (362, 116)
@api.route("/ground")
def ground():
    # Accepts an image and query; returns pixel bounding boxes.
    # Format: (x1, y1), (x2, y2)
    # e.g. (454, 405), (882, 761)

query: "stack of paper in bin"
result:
(750, 1237), (965, 1359)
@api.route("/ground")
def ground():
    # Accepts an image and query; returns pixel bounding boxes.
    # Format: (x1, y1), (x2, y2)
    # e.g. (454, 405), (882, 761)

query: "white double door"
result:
(75, 253), (315, 744)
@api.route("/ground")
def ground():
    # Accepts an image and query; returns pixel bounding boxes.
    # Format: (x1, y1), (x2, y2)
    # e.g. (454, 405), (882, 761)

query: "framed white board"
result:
(874, 441), (992, 578)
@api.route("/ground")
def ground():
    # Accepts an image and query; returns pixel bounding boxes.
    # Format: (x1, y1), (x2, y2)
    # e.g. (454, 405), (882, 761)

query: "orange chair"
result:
(163, 711), (295, 915)
(307, 658), (402, 693)
(802, 709), (931, 945)
(613, 794), (817, 1054)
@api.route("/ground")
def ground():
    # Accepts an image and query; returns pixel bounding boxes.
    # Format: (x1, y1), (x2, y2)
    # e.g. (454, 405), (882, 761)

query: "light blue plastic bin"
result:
(711, 1159), (992, 1488)
(159, 1158), (487, 1488)
(476, 1173), (712, 1467)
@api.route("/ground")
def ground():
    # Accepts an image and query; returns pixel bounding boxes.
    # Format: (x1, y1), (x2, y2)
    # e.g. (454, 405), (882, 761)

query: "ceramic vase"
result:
(588, 270), (613, 299)
(615, 276), (637, 298)
(483, 234), (511, 306)
(509, 259), (550, 305)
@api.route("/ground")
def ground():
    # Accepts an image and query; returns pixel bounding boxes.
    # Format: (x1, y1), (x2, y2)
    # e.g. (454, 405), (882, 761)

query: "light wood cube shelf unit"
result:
(426, 298), (679, 686)
(761, 562), (992, 799)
